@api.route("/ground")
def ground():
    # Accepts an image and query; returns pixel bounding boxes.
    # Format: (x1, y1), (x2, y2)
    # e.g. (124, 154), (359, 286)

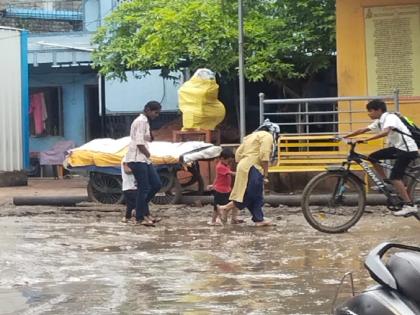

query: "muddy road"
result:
(0, 203), (419, 315)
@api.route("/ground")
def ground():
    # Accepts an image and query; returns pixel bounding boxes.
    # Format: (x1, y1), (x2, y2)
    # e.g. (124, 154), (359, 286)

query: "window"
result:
(29, 87), (63, 137)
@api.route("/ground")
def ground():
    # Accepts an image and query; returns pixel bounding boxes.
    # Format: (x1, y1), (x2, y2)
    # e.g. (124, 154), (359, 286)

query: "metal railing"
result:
(259, 91), (400, 136)
(4, 1), (83, 21)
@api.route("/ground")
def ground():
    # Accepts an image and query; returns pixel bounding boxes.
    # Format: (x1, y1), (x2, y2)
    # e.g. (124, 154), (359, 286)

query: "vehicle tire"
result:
(151, 170), (182, 205)
(87, 172), (124, 204)
(301, 172), (366, 233)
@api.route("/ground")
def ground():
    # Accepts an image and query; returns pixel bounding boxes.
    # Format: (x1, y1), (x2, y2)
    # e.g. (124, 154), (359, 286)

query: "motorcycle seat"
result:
(387, 251), (420, 306)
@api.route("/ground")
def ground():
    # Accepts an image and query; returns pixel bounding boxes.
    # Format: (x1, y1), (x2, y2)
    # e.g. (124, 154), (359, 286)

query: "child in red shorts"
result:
(208, 148), (242, 225)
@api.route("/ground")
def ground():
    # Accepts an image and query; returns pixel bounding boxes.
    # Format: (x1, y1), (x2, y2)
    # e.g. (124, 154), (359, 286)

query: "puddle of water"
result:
(0, 209), (419, 314)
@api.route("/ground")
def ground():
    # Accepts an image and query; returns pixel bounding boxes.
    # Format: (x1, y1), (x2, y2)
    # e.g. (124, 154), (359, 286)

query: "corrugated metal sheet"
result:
(0, 28), (23, 171)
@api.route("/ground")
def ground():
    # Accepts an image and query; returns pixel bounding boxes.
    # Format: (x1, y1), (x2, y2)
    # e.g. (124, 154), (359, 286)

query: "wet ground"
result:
(0, 202), (419, 315)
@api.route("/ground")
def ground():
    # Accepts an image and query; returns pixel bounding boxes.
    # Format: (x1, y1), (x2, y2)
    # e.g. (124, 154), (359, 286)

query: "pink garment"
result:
(30, 92), (48, 135)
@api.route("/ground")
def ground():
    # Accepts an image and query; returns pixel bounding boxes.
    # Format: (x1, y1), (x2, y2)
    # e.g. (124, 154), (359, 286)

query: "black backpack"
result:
(394, 113), (420, 148)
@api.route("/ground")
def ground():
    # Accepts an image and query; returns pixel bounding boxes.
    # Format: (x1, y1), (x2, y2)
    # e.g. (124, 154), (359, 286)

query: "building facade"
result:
(1, 0), (181, 176)
(336, 0), (420, 133)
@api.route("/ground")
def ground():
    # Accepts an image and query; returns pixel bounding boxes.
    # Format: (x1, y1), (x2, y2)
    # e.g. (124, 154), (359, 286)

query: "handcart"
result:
(64, 139), (217, 205)
(73, 161), (203, 205)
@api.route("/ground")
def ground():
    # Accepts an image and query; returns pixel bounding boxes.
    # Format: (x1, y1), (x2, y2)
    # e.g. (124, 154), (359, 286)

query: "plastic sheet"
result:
(178, 69), (225, 130)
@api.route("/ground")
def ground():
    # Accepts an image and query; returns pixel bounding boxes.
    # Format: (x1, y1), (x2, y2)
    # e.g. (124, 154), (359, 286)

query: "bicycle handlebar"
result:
(335, 137), (368, 145)
(334, 137), (369, 156)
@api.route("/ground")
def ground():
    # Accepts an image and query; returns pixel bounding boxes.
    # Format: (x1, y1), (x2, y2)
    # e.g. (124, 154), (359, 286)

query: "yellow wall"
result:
(336, 0), (420, 133)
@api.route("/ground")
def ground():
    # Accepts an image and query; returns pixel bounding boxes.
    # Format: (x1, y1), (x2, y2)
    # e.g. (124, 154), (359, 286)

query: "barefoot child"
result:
(208, 148), (242, 225)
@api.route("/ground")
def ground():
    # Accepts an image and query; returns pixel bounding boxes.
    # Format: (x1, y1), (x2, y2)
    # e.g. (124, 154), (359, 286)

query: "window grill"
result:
(4, 1), (83, 21)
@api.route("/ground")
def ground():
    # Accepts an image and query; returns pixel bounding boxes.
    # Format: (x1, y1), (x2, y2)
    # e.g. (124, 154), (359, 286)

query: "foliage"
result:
(92, 0), (336, 84)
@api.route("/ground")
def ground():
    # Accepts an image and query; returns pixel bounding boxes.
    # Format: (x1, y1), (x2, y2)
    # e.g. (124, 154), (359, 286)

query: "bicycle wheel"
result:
(301, 172), (366, 233)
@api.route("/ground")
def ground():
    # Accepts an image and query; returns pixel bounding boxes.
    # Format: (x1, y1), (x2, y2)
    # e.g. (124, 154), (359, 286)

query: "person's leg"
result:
(211, 209), (220, 224)
(392, 180), (410, 202)
(124, 190), (137, 219)
(213, 192), (222, 222)
(368, 148), (399, 180)
(218, 201), (241, 223)
(123, 192), (131, 220)
(217, 192), (243, 224)
(246, 167), (265, 223)
(143, 164), (162, 221)
(212, 191), (219, 223)
(389, 151), (419, 216)
(145, 164), (162, 203)
(218, 201), (237, 212)
(210, 191), (224, 225)
(226, 193), (243, 224)
(389, 151), (417, 202)
(128, 162), (151, 223)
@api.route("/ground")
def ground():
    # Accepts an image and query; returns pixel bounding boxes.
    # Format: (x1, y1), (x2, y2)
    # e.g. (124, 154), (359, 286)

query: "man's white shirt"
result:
(125, 114), (152, 163)
(368, 112), (418, 152)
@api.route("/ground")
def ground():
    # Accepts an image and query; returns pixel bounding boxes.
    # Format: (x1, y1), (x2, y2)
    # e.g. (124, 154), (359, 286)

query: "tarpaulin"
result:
(65, 137), (222, 168)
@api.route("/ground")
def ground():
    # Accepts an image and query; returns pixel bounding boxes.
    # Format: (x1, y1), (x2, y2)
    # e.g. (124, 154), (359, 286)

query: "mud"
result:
(0, 203), (419, 315)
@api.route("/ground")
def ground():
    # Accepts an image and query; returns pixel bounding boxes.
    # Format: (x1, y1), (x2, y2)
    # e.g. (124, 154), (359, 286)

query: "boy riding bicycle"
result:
(344, 100), (419, 217)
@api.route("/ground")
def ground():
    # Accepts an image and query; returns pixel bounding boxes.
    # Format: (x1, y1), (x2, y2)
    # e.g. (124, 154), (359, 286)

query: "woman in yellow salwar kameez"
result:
(218, 120), (280, 226)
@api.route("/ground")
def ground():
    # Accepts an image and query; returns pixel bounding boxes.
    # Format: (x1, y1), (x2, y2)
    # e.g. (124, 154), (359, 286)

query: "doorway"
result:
(85, 85), (101, 141)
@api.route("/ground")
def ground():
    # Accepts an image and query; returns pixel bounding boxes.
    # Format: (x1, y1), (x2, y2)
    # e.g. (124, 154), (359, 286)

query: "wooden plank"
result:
(274, 159), (347, 164)
(279, 142), (339, 148)
(269, 165), (364, 172)
(279, 135), (337, 140)
(279, 151), (347, 156)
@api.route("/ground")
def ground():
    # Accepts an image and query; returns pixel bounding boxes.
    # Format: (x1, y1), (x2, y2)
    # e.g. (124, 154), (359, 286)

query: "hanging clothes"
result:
(30, 92), (48, 135)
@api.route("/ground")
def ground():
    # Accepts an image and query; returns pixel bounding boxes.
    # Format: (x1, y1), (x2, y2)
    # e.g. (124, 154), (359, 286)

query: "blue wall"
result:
(29, 72), (97, 152)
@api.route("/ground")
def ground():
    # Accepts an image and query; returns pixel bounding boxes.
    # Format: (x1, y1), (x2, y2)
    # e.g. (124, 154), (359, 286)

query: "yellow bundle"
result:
(178, 69), (226, 130)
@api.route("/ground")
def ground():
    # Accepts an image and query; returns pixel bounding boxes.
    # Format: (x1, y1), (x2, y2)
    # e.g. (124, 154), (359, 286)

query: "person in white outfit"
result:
(121, 157), (137, 223)
(125, 101), (162, 226)
(344, 100), (419, 217)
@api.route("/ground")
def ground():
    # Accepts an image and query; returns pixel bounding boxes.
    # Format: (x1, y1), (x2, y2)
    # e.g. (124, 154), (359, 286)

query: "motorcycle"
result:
(333, 242), (420, 315)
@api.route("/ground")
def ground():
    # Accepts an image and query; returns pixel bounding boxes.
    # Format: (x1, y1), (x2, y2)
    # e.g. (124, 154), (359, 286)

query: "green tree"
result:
(92, 0), (335, 86)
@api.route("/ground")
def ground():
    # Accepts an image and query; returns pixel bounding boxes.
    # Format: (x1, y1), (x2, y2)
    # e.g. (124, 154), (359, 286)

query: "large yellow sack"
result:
(178, 69), (226, 130)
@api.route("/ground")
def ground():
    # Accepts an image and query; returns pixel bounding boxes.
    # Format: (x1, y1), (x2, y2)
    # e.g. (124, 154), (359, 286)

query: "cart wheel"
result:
(152, 170), (182, 205)
(87, 172), (124, 204)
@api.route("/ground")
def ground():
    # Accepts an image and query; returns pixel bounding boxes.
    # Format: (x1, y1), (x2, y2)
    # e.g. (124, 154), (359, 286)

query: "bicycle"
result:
(301, 139), (420, 233)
